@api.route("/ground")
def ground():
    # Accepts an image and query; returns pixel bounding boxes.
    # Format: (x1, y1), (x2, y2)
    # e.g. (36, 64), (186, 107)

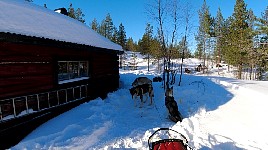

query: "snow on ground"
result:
(12, 53), (268, 150)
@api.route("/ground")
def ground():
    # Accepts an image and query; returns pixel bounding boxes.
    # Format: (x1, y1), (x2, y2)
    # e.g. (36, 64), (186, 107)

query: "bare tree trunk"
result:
(250, 64), (252, 80)
(178, 1), (191, 86)
(179, 38), (185, 86)
(179, 27), (188, 86)
(147, 54), (150, 72)
(169, 0), (178, 86)
(203, 38), (206, 74)
(146, 0), (192, 87)
(156, 0), (168, 89)
(157, 58), (161, 73)
(238, 63), (242, 79)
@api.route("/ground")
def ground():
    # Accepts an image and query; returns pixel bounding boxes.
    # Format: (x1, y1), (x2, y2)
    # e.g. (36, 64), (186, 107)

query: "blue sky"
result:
(33, 0), (268, 51)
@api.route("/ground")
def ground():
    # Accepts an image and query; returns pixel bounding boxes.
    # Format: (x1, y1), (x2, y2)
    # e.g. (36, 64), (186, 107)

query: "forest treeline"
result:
(196, 0), (268, 80)
(27, 0), (268, 80)
(65, 0), (268, 80)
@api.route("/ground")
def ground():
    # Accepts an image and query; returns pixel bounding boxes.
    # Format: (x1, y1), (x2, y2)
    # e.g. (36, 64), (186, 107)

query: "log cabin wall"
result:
(89, 51), (119, 98)
(0, 35), (120, 100)
(0, 42), (54, 99)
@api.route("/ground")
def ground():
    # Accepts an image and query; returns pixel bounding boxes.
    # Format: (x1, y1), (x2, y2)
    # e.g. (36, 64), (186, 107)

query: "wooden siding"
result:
(0, 61), (54, 99)
(0, 41), (120, 100)
(1, 42), (57, 99)
(91, 51), (119, 76)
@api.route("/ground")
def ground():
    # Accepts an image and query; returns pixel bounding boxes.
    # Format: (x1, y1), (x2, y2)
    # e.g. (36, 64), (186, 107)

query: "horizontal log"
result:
(0, 75), (53, 87)
(0, 63), (52, 77)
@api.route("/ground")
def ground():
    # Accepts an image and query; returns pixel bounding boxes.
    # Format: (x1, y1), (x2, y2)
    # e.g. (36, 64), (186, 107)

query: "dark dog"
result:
(153, 76), (162, 82)
(185, 68), (191, 74)
(129, 84), (154, 107)
(165, 87), (182, 122)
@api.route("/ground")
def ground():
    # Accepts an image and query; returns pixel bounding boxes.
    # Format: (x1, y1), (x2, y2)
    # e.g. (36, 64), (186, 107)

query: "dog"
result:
(129, 84), (154, 107)
(153, 76), (162, 82)
(165, 87), (182, 122)
(132, 77), (152, 87)
(185, 68), (191, 74)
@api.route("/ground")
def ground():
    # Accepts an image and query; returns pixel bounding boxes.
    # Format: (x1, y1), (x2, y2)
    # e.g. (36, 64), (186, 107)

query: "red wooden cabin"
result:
(0, 1), (122, 125)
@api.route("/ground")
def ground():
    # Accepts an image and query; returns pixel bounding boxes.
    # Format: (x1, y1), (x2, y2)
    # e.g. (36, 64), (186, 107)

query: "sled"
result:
(148, 128), (191, 150)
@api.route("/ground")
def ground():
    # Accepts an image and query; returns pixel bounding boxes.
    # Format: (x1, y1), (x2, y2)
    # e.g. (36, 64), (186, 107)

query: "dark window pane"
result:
(80, 62), (88, 77)
(58, 62), (69, 81)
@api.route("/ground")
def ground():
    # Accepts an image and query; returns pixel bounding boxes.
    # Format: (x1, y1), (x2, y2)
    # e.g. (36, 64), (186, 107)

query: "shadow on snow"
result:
(16, 72), (234, 149)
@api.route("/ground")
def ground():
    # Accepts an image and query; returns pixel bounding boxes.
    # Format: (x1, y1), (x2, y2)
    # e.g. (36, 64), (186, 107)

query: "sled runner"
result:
(148, 128), (191, 150)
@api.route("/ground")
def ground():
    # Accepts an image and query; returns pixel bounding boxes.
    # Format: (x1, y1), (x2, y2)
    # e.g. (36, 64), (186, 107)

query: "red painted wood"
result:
(0, 41), (119, 99)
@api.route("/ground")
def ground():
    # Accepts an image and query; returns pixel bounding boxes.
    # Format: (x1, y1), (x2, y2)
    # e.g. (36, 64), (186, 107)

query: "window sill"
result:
(58, 77), (89, 84)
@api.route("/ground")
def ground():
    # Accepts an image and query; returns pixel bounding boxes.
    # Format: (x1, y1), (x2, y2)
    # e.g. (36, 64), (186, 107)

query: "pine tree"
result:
(214, 7), (224, 64)
(126, 37), (137, 51)
(67, 3), (85, 23)
(229, 0), (250, 79)
(105, 14), (114, 39)
(246, 9), (258, 80)
(91, 18), (98, 31)
(75, 8), (85, 23)
(195, 43), (203, 59)
(140, 23), (153, 55)
(99, 20), (106, 37)
(177, 37), (191, 59)
(260, 6), (268, 35)
(195, 0), (213, 70)
(256, 6), (268, 43)
(256, 6), (268, 78)
(117, 23), (127, 49)
(111, 26), (118, 44)
(139, 23), (154, 71)
(150, 37), (163, 72)
(221, 16), (234, 71)
(98, 14), (114, 40)
(68, 3), (76, 19)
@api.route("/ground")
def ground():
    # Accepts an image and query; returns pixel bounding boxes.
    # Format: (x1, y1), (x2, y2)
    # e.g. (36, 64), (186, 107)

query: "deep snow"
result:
(11, 52), (268, 150)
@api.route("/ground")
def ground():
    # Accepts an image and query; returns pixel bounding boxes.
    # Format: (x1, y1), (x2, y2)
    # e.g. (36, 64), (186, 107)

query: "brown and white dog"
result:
(129, 84), (154, 107)
(129, 77), (154, 107)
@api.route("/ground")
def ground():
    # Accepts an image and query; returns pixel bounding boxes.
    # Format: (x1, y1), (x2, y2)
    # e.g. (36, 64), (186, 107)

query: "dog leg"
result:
(150, 95), (152, 105)
(144, 92), (148, 103)
(149, 88), (154, 105)
(140, 88), (144, 108)
(134, 94), (138, 107)
(140, 97), (143, 108)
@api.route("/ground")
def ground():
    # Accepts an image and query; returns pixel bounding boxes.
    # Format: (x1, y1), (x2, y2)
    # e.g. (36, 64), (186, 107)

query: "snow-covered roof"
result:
(0, 0), (123, 51)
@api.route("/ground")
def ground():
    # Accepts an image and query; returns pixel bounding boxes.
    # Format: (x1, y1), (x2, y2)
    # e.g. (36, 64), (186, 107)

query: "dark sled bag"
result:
(148, 128), (191, 150)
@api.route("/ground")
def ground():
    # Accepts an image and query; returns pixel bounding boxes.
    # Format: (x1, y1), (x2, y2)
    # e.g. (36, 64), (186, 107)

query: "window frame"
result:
(58, 61), (89, 84)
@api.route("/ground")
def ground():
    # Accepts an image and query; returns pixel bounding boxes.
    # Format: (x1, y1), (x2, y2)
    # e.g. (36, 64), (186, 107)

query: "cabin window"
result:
(58, 61), (89, 84)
